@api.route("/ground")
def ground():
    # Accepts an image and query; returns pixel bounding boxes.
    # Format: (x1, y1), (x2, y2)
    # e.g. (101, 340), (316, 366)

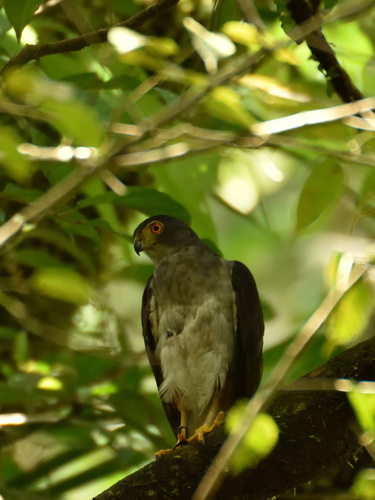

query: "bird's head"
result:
(133, 215), (199, 264)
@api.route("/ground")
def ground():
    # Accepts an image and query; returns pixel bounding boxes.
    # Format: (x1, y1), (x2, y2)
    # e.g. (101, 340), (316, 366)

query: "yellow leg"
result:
(187, 392), (225, 444)
(155, 409), (189, 459)
(187, 411), (225, 444)
(155, 395), (226, 458)
(176, 409), (188, 445)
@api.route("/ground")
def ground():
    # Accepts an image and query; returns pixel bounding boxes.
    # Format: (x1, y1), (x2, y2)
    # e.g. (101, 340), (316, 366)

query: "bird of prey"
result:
(133, 215), (264, 453)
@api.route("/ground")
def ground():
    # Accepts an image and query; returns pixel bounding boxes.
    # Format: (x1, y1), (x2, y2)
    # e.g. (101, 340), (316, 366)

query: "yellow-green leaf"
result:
(296, 162), (344, 233)
(226, 403), (279, 474)
(206, 86), (254, 128)
(348, 390), (375, 433)
(109, 27), (179, 57)
(326, 279), (373, 350)
(37, 376), (63, 391)
(359, 169), (375, 217)
(31, 268), (90, 304)
(0, 127), (34, 183)
(352, 468), (375, 499)
(222, 21), (259, 47)
(41, 98), (104, 147)
(4, 0), (41, 42)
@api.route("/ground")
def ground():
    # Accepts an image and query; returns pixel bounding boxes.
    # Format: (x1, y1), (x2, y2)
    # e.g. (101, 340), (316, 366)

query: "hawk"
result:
(133, 215), (264, 453)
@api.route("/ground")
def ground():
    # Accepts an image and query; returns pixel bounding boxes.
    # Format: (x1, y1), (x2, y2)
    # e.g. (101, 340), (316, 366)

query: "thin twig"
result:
(0, 162), (103, 253)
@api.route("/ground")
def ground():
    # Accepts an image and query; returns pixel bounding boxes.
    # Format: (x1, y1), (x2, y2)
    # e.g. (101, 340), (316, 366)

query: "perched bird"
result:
(133, 215), (264, 453)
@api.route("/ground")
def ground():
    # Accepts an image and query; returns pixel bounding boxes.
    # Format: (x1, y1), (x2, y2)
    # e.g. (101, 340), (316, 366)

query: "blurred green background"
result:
(0, 0), (375, 498)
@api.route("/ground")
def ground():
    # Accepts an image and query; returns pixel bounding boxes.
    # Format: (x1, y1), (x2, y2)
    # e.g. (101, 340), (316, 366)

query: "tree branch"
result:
(93, 335), (375, 500)
(0, 0), (180, 75)
(286, 0), (364, 102)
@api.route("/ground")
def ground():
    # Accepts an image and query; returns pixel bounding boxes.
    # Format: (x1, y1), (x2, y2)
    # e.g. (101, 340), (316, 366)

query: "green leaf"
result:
(62, 72), (103, 90)
(323, 0), (338, 9)
(13, 331), (28, 363)
(348, 390), (375, 433)
(296, 162), (344, 233)
(103, 74), (142, 91)
(53, 212), (100, 244)
(4, 0), (40, 42)
(40, 98), (104, 147)
(87, 218), (115, 233)
(273, 0), (296, 33)
(352, 468), (375, 498)
(40, 163), (75, 186)
(3, 183), (43, 202)
(31, 268), (90, 304)
(326, 279), (374, 350)
(0, 12), (12, 40)
(76, 187), (190, 223)
(206, 86), (253, 128)
(212, 0), (241, 30)
(0, 128), (34, 183)
(242, 413), (279, 459)
(26, 228), (95, 272)
(226, 403), (279, 474)
(0, 382), (31, 404)
(0, 326), (18, 339)
(13, 249), (66, 268)
(223, 22), (259, 47)
(108, 27), (179, 57)
(359, 169), (375, 215)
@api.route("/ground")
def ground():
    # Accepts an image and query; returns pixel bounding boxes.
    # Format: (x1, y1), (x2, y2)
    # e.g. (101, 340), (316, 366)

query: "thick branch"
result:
(93, 335), (375, 499)
(0, 0), (180, 75)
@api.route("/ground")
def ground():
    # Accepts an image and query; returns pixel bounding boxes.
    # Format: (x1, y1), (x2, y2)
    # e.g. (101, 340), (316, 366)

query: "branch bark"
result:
(93, 335), (375, 499)
(286, 0), (364, 102)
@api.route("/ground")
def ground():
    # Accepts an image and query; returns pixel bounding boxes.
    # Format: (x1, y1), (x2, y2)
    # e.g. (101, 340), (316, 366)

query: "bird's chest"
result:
(150, 249), (235, 353)
(154, 251), (217, 304)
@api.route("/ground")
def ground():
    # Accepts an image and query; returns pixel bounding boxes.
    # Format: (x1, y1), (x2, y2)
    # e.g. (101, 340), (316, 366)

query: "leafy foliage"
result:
(226, 403), (279, 474)
(4, 0), (41, 41)
(0, 0), (375, 498)
(295, 161), (345, 233)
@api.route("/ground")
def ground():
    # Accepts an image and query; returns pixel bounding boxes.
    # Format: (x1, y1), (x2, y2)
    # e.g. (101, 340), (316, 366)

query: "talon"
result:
(213, 411), (226, 427)
(155, 448), (173, 459)
(173, 439), (187, 450)
(186, 411), (226, 444)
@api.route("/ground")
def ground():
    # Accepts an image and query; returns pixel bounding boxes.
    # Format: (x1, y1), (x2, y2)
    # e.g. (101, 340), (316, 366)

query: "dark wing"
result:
(141, 277), (180, 436)
(231, 261), (264, 399)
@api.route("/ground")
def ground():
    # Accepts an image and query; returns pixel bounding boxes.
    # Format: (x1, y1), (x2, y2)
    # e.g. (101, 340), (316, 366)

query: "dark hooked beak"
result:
(134, 239), (145, 256)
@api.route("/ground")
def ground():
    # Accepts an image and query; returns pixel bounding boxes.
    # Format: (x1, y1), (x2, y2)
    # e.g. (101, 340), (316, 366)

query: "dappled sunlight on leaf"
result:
(31, 268), (90, 304)
(348, 391), (375, 434)
(183, 17), (236, 73)
(225, 402), (279, 474)
(37, 376), (64, 391)
(109, 27), (179, 57)
(325, 278), (374, 352)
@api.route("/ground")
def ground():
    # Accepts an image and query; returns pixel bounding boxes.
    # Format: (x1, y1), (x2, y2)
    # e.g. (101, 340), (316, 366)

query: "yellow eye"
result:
(150, 222), (163, 234)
